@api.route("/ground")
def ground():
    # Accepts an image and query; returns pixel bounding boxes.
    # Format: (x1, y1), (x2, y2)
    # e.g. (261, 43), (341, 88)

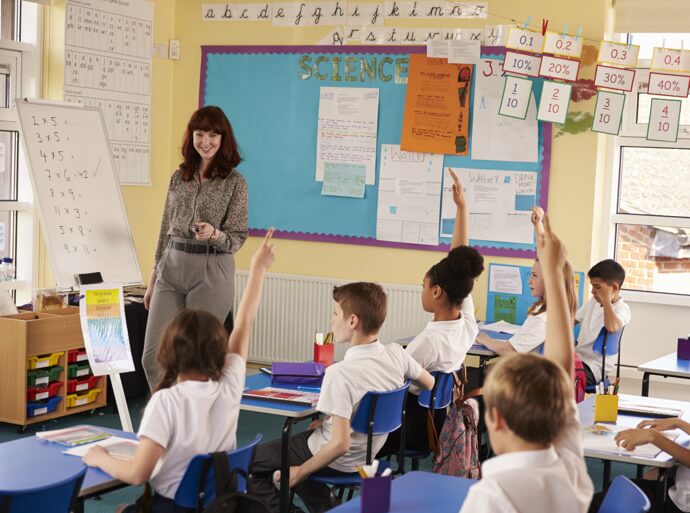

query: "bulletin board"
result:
(200, 45), (551, 257)
(485, 263), (586, 324)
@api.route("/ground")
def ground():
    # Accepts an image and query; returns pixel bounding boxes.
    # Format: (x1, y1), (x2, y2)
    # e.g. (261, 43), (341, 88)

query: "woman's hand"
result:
(193, 222), (216, 241)
(143, 288), (153, 310)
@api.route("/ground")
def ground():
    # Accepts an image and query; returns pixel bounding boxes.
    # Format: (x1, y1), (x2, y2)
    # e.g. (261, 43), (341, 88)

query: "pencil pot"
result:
(677, 338), (690, 360)
(360, 475), (391, 513)
(314, 343), (334, 367)
(594, 394), (619, 423)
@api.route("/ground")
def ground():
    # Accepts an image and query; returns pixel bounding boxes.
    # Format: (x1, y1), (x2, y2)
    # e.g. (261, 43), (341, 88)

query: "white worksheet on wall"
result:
(64, 0), (153, 186)
(376, 144), (443, 246)
(440, 167), (536, 244)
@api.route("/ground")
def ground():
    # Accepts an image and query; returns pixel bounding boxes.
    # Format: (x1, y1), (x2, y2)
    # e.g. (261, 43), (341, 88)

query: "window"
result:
(607, 33), (690, 303)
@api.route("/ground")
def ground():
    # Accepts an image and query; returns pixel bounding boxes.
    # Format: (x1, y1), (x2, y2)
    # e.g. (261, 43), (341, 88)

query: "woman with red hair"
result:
(142, 105), (248, 389)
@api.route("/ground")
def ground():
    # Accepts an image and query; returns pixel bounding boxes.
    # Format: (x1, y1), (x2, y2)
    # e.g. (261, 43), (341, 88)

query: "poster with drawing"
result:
(79, 285), (134, 376)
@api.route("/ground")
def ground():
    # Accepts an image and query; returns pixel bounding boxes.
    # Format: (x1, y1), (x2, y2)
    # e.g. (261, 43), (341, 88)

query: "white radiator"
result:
(232, 271), (430, 364)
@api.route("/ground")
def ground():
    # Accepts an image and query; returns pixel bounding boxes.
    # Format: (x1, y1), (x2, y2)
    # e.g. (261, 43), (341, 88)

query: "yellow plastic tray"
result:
(27, 351), (64, 370)
(65, 388), (101, 408)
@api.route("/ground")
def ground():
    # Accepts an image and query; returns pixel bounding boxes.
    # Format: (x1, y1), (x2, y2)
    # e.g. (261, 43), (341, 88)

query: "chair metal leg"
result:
(642, 372), (650, 396)
(280, 418), (295, 513)
(602, 460), (611, 488)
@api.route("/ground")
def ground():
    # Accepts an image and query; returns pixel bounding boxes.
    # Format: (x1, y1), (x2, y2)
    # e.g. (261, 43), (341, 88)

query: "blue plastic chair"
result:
(584, 327), (625, 394)
(400, 370), (456, 473)
(174, 433), (263, 510)
(0, 465), (86, 513)
(598, 475), (650, 513)
(309, 383), (411, 502)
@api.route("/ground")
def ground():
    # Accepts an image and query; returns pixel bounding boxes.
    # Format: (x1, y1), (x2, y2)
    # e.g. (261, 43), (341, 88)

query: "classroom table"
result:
(638, 353), (690, 396)
(327, 471), (475, 513)
(241, 372), (318, 513)
(0, 426), (137, 513)
(579, 393), (690, 496)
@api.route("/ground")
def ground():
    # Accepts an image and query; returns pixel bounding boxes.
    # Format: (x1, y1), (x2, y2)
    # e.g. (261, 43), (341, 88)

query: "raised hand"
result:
(251, 228), (276, 272)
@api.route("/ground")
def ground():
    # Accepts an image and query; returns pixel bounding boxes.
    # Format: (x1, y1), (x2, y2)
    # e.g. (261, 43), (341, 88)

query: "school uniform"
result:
(508, 312), (547, 353)
(250, 341), (423, 513)
(459, 399), (594, 513)
(122, 353), (246, 512)
(575, 297), (631, 383)
(382, 295), (477, 453)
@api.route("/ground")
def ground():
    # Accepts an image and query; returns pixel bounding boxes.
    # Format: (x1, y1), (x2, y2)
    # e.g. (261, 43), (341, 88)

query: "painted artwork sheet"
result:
(79, 285), (134, 376)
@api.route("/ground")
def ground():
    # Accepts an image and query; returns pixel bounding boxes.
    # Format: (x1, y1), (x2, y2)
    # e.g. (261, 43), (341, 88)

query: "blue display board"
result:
(200, 45), (551, 257)
(486, 263), (586, 324)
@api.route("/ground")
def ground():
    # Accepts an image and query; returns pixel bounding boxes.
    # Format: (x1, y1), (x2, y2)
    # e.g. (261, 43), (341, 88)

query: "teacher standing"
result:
(142, 105), (248, 389)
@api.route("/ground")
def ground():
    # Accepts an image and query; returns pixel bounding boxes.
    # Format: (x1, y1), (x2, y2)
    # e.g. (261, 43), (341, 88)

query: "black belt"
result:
(171, 241), (219, 254)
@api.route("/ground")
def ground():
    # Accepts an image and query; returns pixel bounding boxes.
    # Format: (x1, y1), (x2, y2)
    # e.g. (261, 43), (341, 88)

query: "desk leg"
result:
(641, 372), (650, 397)
(280, 418), (295, 513)
(75, 498), (85, 513)
(636, 465), (644, 479)
(602, 461), (611, 488)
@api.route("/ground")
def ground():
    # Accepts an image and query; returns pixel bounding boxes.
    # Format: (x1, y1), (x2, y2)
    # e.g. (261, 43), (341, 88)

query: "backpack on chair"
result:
(431, 367), (481, 479)
(202, 453), (270, 513)
(574, 352), (586, 403)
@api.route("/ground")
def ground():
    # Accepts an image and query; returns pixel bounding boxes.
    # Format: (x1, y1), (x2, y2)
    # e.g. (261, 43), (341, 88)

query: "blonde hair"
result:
(528, 260), (578, 321)
(483, 353), (571, 445)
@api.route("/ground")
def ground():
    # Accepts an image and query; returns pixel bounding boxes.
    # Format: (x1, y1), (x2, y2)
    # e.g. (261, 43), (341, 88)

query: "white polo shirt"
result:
(508, 312), (546, 353)
(137, 353), (246, 499)
(670, 464), (690, 511)
(307, 341), (423, 472)
(406, 294), (478, 394)
(459, 399), (593, 513)
(575, 297), (631, 379)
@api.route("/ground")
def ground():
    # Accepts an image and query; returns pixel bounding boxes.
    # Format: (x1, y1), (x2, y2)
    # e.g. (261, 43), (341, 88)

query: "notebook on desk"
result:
(243, 387), (320, 407)
(618, 398), (683, 419)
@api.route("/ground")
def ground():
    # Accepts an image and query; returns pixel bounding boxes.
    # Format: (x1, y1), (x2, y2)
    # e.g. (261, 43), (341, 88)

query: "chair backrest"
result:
(351, 383), (410, 464)
(174, 434), (263, 509)
(0, 465), (86, 513)
(592, 326), (626, 381)
(418, 371), (455, 411)
(598, 476), (650, 513)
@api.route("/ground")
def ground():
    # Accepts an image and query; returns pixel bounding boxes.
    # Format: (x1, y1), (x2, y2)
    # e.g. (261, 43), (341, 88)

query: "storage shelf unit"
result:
(0, 307), (107, 427)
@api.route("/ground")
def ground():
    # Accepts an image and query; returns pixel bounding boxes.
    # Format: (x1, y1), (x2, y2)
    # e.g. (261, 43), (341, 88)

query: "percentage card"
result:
(647, 98), (682, 142)
(499, 75), (533, 119)
(506, 27), (544, 54)
(592, 91), (625, 135)
(539, 55), (579, 82)
(503, 50), (541, 78)
(594, 65), (635, 92)
(537, 80), (572, 124)
(647, 72), (690, 98)
(651, 47), (690, 73)
(598, 41), (640, 67)
(543, 31), (583, 59)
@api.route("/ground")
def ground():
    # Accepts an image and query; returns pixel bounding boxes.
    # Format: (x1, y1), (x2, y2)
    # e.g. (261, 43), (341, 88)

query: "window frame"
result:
(604, 37), (690, 305)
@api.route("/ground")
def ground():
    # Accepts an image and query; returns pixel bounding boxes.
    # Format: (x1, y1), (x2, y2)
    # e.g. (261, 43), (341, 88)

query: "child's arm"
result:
(598, 284), (624, 333)
(476, 332), (516, 355)
(615, 427), (690, 467)
(286, 415), (351, 487)
(227, 229), (276, 361)
(638, 417), (690, 435)
(83, 437), (165, 486)
(538, 216), (574, 377)
(449, 169), (469, 249)
(530, 206), (545, 238)
(414, 368), (435, 391)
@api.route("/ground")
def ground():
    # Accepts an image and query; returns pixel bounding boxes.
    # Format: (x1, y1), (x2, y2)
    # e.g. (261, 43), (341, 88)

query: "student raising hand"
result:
(531, 206), (545, 237)
(449, 169), (469, 248)
(251, 228), (276, 272)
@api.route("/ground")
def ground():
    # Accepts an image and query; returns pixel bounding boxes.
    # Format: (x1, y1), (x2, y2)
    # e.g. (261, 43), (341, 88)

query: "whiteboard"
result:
(16, 100), (141, 287)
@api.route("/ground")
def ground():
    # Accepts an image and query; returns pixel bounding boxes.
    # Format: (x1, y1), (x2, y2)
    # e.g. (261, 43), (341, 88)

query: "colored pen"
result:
(356, 466), (368, 479)
(297, 386), (321, 392)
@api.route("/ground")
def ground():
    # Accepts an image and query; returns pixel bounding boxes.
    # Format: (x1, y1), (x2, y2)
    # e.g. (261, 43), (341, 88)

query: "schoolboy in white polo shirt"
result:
(460, 216), (593, 513)
(575, 259), (631, 385)
(250, 282), (434, 513)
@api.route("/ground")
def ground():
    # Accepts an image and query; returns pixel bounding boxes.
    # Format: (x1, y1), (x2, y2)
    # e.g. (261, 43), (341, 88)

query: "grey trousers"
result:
(142, 239), (235, 389)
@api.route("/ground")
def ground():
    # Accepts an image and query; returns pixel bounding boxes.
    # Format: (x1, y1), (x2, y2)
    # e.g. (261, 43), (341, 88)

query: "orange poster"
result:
(401, 54), (473, 155)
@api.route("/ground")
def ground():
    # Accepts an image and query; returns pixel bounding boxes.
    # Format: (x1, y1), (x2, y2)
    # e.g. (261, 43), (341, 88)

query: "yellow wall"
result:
(43, 0), (612, 318)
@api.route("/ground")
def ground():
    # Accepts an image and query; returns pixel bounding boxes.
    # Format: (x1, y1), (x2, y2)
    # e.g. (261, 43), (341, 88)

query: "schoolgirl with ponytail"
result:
(477, 207), (578, 356)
